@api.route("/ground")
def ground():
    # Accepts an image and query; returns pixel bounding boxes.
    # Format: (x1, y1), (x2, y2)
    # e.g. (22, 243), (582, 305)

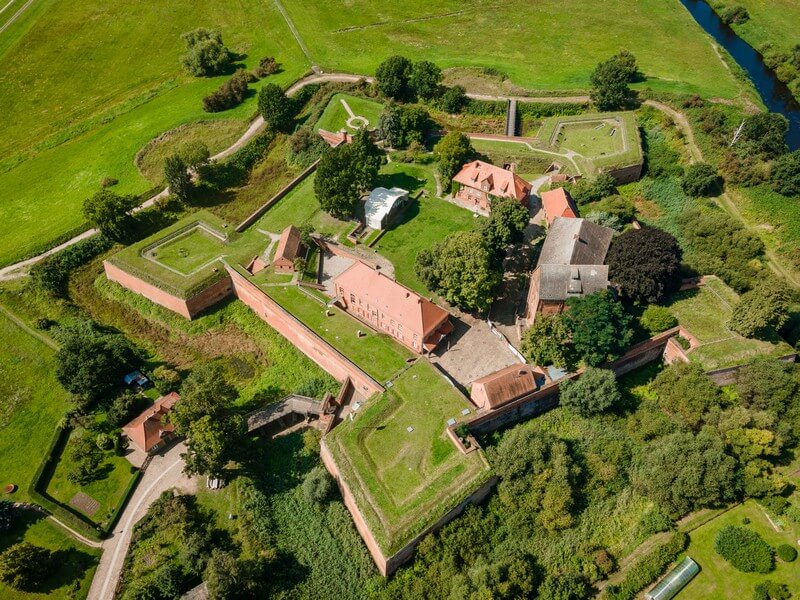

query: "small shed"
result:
(644, 557), (700, 600)
(123, 370), (150, 389)
(273, 225), (303, 272)
(122, 392), (180, 454)
(364, 187), (409, 230)
(471, 364), (548, 410)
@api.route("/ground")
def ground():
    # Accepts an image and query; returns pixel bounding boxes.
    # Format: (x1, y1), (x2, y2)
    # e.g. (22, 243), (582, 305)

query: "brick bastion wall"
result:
(320, 439), (497, 577)
(226, 266), (384, 398)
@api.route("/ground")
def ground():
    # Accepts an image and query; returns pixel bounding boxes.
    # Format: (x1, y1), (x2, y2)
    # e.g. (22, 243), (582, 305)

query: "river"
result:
(679, 0), (800, 150)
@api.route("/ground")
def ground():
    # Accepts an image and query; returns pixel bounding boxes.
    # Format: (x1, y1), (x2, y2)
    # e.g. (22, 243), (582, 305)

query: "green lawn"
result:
(664, 276), (794, 369)
(314, 93), (384, 132)
(149, 225), (228, 275)
(44, 428), (137, 529)
(0, 511), (100, 600)
(0, 310), (69, 503)
(679, 501), (800, 600)
(266, 285), (413, 383)
(556, 120), (625, 157)
(0, 0), (307, 268)
(327, 360), (490, 553)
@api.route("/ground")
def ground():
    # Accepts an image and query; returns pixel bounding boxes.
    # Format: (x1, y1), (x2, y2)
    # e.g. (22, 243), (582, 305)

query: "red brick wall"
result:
(104, 261), (193, 319)
(185, 276), (233, 317)
(227, 267), (383, 397)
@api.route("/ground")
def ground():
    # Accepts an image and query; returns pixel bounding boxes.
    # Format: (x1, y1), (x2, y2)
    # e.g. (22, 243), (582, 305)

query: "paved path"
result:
(87, 444), (195, 600)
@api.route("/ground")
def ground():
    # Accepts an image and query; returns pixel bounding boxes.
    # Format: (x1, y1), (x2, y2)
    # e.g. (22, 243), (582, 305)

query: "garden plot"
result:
(314, 93), (384, 133)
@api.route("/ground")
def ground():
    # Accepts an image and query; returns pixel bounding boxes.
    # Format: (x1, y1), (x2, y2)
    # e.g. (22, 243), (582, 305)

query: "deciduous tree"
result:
(772, 149), (800, 197)
(607, 226), (682, 303)
(520, 314), (571, 368)
(409, 60), (442, 101)
(82, 189), (139, 242)
(0, 543), (53, 591)
(181, 28), (233, 77)
(434, 131), (473, 187)
(172, 363), (237, 434)
(562, 291), (632, 366)
(164, 154), (192, 203)
(482, 196), (529, 257)
(559, 367), (620, 416)
(682, 162), (721, 197)
(590, 53), (638, 110)
(375, 55), (413, 100)
(652, 362), (723, 429)
(258, 83), (295, 132)
(728, 280), (791, 338)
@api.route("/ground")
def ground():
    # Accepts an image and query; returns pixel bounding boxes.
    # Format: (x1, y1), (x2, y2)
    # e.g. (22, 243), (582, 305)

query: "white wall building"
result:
(364, 187), (409, 230)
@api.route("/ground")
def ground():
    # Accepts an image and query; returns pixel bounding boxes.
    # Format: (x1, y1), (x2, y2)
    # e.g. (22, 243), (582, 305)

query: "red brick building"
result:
(333, 261), (452, 354)
(273, 225), (303, 272)
(122, 392), (180, 454)
(471, 364), (549, 410)
(541, 187), (578, 226)
(452, 160), (531, 213)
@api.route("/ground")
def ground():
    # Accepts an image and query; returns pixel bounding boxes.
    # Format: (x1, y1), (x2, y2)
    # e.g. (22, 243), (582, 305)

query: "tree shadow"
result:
(383, 197), (420, 232)
(374, 171), (426, 193)
(36, 547), (97, 594)
(0, 508), (46, 553)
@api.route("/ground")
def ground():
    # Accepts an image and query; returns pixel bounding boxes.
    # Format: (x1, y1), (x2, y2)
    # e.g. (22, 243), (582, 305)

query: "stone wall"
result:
(227, 266), (383, 398)
(604, 161), (643, 184)
(706, 353), (797, 386)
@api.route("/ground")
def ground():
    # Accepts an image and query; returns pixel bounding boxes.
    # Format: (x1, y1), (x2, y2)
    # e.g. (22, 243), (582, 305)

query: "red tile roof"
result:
(122, 392), (179, 453)
(333, 261), (449, 338)
(541, 188), (578, 226)
(274, 225), (302, 267)
(452, 160), (531, 203)
(471, 364), (547, 409)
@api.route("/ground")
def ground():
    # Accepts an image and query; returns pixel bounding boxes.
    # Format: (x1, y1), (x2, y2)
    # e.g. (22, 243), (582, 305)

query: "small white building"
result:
(364, 187), (409, 230)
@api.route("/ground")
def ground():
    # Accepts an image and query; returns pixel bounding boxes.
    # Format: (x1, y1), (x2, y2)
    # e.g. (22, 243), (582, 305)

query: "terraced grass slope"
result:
(327, 360), (491, 554)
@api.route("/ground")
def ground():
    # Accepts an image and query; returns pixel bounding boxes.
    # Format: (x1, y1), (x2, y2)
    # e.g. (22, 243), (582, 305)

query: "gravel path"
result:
(87, 444), (195, 600)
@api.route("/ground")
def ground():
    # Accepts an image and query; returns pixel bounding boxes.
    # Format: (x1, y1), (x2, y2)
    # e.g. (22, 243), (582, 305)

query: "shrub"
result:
(682, 162), (721, 197)
(0, 501), (13, 532)
(302, 466), (333, 504)
(559, 368), (620, 416)
(181, 28), (233, 77)
(95, 432), (113, 451)
(254, 55), (280, 78)
(753, 581), (791, 600)
(438, 85), (468, 113)
(606, 532), (687, 600)
(202, 69), (250, 112)
(721, 5), (750, 24)
(101, 176), (119, 188)
(640, 306), (678, 336)
(152, 366), (181, 394)
(775, 543), (796, 562)
(715, 525), (774, 573)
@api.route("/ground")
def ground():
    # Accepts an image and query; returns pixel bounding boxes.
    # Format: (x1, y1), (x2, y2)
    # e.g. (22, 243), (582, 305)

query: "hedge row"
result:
(463, 98), (587, 119)
(102, 469), (142, 536)
(605, 531), (688, 600)
(30, 233), (114, 297)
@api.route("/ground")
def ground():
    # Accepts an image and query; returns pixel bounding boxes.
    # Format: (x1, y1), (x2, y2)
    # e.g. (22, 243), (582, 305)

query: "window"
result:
(350, 294), (355, 304)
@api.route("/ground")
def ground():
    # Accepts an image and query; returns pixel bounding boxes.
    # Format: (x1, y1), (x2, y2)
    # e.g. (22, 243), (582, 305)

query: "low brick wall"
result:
(604, 161), (643, 184)
(227, 266), (383, 397)
(706, 353), (797, 386)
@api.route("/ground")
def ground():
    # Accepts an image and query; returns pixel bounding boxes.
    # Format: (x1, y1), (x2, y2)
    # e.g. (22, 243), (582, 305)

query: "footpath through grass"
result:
(314, 93), (384, 133)
(327, 360), (490, 554)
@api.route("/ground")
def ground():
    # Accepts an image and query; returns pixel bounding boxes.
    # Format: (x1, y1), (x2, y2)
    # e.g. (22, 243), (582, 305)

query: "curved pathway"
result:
(87, 444), (194, 600)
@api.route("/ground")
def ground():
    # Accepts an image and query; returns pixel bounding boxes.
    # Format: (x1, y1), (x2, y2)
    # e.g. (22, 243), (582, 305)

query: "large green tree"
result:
(375, 55), (413, 100)
(415, 231), (501, 312)
(164, 154), (192, 203)
(377, 104), (430, 148)
(728, 280), (791, 338)
(258, 83), (295, 132)
(171, 363), (238, 434)
(607, 226), (682, 303)
(314, 135), (380, 218)
(562, 291), (632, 366)
(651, 362), (723, 429)
(482, 197), (530, 258)
(183, 415), (243, 478)
(409, 60), (442, 101)
(736, 358), (799, 415)
(559, 367), (620, 416)
(434, 131), (473, 187)
(0, 543), (53, 591)
(590, 52), (638, 110)
(181, 28), (233, 77)
(82, 189), (139, 241)
(519, 314), (571, 368)
(347, 129), (383, 191)
(682, 162), (721, 197)
(772, 149), (800, 197)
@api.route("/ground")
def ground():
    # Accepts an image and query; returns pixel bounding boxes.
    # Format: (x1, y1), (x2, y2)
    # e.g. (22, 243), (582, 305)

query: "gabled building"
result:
(273, 225), (303, 272)
(525, 217), (614, 320)
(541, 187), (579, 226)
(452, 160), (531, 213)
(364, 187), (409, 230)
(122, 392), (180, 454)
(333, 260), (453, 354)
(471, 364), (549, 410)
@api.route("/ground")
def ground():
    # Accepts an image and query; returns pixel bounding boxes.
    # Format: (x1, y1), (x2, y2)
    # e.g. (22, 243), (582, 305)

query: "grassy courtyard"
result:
(314, 93), (385, 133)
(149, 225), (228, 275)
(556, 119), (626, 157)
(664, 276), (794, 369)
(679, 501), (800, 600)
(327, 360), (491, 554)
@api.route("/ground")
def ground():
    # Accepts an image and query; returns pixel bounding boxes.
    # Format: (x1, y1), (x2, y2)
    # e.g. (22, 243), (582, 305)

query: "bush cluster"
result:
(605, 532), (687, 600)
(30, 234), (113, 297)
(714, 525), (774, 573)
(775, 543), (797, 562)
(202, 69), (252, 112)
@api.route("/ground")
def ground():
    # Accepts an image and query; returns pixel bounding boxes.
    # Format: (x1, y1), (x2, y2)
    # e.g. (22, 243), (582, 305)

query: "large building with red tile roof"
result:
(273, 225), (303, 272)
(452, 160), (531, 213)
(332, 260), (452, 354)
(471, 364), (549, 410)
(122, 392), (180, 454)
(541, 187), (579, 226)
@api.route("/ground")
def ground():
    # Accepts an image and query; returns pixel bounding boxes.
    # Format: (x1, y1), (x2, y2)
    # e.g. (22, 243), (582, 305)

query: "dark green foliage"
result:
(30, 233), (113, 297)
(736, 358), (800, 415)
(199, 131), (275, 189)
(294, 376), (334, 399)
(772, 150), (800, 196)
(643, 126), (684, 178)
(715, 525), (774, 573)
(605, 532), (688, 600)
(591, 195), (636, 222)
(254, 55), (280, 78)
(66, 431), (103, 485)
(640, 305), (678, 336)
(682, 162), (721, 197)
(152, 365), (181, 395)
(559, 368), (620, 416)
(302, 466), (333, 504)
(183, 414), (244, 478)
(677, 208), (764, 293)
(164, 154), (192, 203)
(632, 429), (738, 516)
(566, 173), (617, 204)
(203, 69), (250, 113)
(537, 573), (590, 600)
(590, 52), (639, 110)
(721, 5), (750, 24)
(753, 581), (791, 600)
(434, 130), (473, 186)
(652, 362), (723, 429)
(409, 60), (442, 101)
(82, 189), (139, 241)
(172, 363), (237, 434)
(563, 291), (633, 366)
(0, 500), (13, 532)
(520, 314), (571, 368)
(608, 226), (682, 303)
(728, 280), (791, 338)
(0, 542), (54, 591)
(776, 543), (797, 562)
(439, 85), (468, 113)
(377, 104), (430, 148)
(482, 196), (530, 258)
(415, 230), (501, 311)
(54, 319), (140, 401)
(181, 28), (233, 77)
(315, 130), (381, 218)
(258, 83), (295, 132)
(286, 127), (327, 168)
(108, 390), (141, 429)
(740, 113), (789, 160)
(375, 55), (413, 100)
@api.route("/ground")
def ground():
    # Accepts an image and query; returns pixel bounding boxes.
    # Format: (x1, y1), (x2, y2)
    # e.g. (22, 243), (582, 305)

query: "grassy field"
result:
(664, 276), (794, 369)
(266, 285), (413, 383)
(556, 119), (625, 156)
(679, 501), (800, 600)
(44, 428), (137, 528)
(314, 93), (384, 132)
(0, 310), (69, 503)
(0, 0), (307, 268)
(0, 510), (100, 600)
(709, 0), (800, 57)
(149, 225), (228, 275)
(327, 360), (490, 553)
